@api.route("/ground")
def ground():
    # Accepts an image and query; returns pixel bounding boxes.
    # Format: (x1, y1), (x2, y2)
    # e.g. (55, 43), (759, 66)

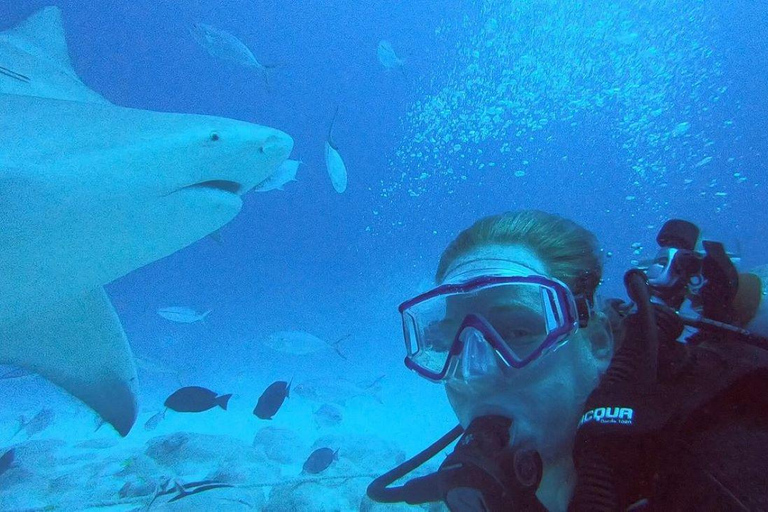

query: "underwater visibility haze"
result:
(0, 0), (766, 509)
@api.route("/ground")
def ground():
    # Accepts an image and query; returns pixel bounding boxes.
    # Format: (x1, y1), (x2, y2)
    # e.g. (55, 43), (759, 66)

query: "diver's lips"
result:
(174, 180), (243, 195)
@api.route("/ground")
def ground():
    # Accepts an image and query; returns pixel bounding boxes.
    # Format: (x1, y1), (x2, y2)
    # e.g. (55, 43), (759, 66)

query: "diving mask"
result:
(399, 268), (590, 382)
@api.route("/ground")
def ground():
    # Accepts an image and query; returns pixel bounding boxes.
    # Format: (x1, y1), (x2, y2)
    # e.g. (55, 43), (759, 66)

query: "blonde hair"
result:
(436, 210), (602, 302)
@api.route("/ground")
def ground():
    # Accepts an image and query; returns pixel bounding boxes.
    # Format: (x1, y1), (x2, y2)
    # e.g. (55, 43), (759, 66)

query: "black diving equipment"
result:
(636, 219), (768, 351)
(572, 257), (768, 510)
(571, 269), (665, 511)
(638, 218), (741, 313)
(367, 415), (546, 511)
(640, 218), (702, 310)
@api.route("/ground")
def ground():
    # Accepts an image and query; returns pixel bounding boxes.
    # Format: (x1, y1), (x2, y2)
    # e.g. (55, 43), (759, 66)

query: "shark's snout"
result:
(261, 133), (293, 159)
(161, 127), (292, 199)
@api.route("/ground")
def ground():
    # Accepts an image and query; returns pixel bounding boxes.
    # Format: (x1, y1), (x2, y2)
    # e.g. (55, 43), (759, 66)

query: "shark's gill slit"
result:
(186, 180), (241, 194)
(0, 65), (30, 83)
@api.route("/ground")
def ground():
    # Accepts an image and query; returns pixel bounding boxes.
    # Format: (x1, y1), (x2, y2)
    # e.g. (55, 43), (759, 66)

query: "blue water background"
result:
(2, 0), (767, 444)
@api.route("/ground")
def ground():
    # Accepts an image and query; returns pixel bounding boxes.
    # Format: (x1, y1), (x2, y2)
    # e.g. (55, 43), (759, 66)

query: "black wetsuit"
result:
(636, 368), (768, 511)
(600, 337), (768, 511)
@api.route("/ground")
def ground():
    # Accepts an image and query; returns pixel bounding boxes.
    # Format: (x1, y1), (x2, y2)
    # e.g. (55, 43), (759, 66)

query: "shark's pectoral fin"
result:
(0, 288), (138, 436)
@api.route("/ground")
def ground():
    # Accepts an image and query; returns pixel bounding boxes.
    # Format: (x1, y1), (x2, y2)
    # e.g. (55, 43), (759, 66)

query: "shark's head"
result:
(0, 5), (293, 305)
(159, 116), (294, 224)
(2, 97), (293, 308)
(107, 111), (294, 271)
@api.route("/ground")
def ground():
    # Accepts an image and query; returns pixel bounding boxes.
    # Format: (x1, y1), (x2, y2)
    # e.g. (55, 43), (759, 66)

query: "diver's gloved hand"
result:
(570, 299), (685, 511)
(700, 240), (739, 323)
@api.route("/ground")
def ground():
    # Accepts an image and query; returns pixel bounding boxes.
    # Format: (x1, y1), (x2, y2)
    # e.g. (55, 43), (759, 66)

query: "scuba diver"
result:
(368, 210), (768, 511)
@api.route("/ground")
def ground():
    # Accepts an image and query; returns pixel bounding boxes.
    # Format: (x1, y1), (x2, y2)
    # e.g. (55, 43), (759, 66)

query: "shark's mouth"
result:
(179, 180), (242, 195)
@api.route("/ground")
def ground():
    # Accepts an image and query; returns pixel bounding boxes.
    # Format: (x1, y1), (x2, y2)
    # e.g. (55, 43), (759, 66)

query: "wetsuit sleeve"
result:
(650, 370), (768, 510)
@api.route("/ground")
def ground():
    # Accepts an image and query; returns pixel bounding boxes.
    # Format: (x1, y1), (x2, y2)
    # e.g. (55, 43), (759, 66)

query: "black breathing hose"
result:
(604, 269), (659, 386)
(570, 269), (659, 512)
(367, 424), (464, 504)
(681, 315), (768, 351)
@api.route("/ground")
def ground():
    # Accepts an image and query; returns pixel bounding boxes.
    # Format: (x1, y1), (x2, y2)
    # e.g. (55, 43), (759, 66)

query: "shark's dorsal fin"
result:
(10, 7), (72, 72)
(0, 6), (108, 103)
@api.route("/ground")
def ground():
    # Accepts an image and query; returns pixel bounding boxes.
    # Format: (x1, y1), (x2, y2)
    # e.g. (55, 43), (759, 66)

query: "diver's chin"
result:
(465, 403), (515, 422)
(445, 373), (502, 397)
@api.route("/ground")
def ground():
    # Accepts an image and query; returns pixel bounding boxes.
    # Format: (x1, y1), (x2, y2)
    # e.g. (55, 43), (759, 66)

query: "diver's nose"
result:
(455, 327), (502, 381)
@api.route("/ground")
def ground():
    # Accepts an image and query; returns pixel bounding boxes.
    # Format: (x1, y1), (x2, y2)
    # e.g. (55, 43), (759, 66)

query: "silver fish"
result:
(377, 40), (404, 70)
(134, 355), (183, 386)
(157, 307), (211, 324)
(294, 375), (384, 405)
(253, 160), (301, 192)
(325, 107), (348, 193)
(191, 23), (271, 86)
(263, 331), (348, 359)
(144, 409), (166, 431)
(313, 403), (343, 428)
(14, 408), (55, 438)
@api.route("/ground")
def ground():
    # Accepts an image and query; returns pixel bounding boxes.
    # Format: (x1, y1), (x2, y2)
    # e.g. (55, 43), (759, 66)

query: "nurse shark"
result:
(0, 7), (293, 436)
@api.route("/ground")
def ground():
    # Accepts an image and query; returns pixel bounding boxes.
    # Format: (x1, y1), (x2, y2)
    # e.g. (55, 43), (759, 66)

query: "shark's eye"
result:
(209, 132), (220, 142)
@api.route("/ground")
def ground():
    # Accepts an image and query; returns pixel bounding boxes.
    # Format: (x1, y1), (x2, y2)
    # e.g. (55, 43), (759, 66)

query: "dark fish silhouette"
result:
(253, 380), (290, 419)
(293, 374), (386, 406)
(0, 448), (14, 477)
(302, 447), (339, 474)
(164, 386), (232, 413)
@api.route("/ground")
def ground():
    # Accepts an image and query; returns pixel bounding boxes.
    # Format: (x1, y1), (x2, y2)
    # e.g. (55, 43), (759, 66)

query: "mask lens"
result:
(401, 277), (577, 378)
(403, 299), (454, 375)
(459, 327), (499, 378)
(465, 282), (552, 360)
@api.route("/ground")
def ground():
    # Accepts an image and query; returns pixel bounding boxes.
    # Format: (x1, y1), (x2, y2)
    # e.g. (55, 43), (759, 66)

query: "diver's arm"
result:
(652, 369), (768, 510)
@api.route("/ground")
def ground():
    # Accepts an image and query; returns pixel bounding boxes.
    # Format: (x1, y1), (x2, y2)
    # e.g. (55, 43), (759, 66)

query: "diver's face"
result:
(442, 245), (606, 461)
